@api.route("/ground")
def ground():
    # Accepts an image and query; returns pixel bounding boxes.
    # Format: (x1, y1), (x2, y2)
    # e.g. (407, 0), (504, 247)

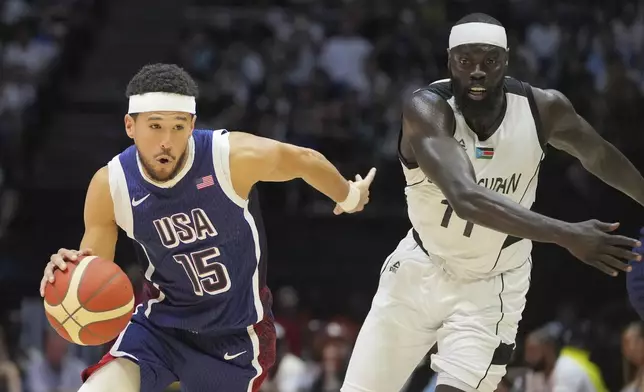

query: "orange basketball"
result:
(43, 255), (135, 346)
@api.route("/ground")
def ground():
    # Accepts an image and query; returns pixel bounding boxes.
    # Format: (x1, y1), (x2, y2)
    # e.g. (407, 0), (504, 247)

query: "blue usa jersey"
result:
(106, 129), (271, 333)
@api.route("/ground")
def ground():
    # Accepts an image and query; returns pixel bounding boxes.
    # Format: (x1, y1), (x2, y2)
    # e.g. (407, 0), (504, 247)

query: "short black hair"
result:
(455, 13), (502, 27)
(125, 63), (199, 98)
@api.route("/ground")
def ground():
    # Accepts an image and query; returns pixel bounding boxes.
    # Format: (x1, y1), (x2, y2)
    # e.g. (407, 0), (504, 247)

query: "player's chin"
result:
(151, 167), (174, 181)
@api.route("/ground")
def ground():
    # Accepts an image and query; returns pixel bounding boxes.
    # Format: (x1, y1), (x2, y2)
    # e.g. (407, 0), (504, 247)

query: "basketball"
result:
(43, 255), (135, 346)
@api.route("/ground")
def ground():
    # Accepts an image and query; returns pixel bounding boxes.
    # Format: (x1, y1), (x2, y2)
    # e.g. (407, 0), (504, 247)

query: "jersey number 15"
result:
(441, 199), (474, 237)
(174, 248), (231, 296)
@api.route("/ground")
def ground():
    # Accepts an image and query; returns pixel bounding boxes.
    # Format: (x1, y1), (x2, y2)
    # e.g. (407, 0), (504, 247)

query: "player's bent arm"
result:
(228, 131), (351, 203)
(403, 90), (573, 245)
(79, 166), (118, 261)
(535, 88), (644, 207)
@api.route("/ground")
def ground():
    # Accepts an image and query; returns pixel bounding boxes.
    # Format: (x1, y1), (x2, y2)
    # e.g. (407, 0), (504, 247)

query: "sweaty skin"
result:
(399, 87), (643, 277)
(40, 130), (376, 295)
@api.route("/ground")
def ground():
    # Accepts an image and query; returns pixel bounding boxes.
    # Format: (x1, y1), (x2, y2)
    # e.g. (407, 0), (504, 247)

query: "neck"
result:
(465, 94), (506, 139)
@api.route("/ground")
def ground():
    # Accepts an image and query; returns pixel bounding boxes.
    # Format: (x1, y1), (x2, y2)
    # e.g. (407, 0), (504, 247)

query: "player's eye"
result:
(150, 124), (161, 130)
(459, 58), (470, 65)
(486, 58), (497, 65)
(174, 125), (185, 131)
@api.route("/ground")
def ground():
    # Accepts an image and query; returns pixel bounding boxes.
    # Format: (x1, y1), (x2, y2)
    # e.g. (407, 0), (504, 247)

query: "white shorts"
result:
(342, 233), (531, 392)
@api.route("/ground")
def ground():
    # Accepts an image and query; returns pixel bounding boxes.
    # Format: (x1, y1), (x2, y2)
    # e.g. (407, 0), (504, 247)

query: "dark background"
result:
(0, 0), (643, 391)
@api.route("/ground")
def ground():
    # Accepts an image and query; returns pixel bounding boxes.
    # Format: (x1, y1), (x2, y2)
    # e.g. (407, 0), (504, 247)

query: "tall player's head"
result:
(125, 63), (198, 182)
(447, 13), (508, 120)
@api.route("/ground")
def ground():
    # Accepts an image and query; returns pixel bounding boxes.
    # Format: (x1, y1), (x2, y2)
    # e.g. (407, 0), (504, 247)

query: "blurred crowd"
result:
(0, 0), (101, 240)
(175, 0), (644, 214)
(1, 0), (644, 391)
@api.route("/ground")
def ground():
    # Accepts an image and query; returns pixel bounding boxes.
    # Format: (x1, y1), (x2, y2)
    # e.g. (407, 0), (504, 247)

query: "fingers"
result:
(40, 262), (55, 297)
(39, 276), (48, 297)
(41, 247), (83, 297)
(355, 174), (362, 181)
(604, 245), (642, 262)
(363, 168), (377, 186)
(598, 254), (631, 273)
(333, 205), (344, 215)
(78, 248), (94, 256)
(50, 253), (68, 271)
(606, 234), (641, 248)
(589, 260), (619, 277)
(596, 221), (620, 232)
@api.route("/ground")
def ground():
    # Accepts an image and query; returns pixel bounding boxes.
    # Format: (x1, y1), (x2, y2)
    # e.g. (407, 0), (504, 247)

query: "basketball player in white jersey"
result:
(341, 13), (644, 392)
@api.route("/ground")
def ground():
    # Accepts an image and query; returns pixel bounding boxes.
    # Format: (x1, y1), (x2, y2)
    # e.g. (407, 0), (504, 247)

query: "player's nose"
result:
(470, 65), (486, 81)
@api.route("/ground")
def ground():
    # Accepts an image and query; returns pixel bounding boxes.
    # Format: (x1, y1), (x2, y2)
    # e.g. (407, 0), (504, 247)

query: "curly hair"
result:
(125, 63), (199, 98)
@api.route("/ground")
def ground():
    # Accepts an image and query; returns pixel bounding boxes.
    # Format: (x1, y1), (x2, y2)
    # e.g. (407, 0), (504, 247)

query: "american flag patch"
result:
(195, 175), (215, 190)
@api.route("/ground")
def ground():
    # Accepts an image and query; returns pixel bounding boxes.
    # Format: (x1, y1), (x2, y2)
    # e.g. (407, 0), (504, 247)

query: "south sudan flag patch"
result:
(475, 147), (494, 159)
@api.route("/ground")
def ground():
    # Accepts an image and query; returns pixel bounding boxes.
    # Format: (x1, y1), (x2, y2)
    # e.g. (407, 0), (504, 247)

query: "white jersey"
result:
(400, 77), (546, 278)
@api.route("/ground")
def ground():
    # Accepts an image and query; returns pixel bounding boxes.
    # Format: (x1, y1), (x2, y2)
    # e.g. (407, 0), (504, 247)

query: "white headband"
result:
(449, 22), (507, 49)
(128, 92), (196, 114)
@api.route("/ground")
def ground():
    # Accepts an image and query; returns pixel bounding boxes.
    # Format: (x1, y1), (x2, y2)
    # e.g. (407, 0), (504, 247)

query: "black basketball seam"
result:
(49, 258), (131, 343)
(48, 265), (79, 326)
(75, 269), (129, 313)
(62, 310), (118, 343)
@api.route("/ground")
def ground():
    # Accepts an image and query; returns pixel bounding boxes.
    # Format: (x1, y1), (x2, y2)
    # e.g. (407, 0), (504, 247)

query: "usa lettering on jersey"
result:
(153, 208), (231, 296)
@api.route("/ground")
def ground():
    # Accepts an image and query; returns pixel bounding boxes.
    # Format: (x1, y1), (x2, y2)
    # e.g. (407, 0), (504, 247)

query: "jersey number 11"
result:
(441, 199), (474, 237)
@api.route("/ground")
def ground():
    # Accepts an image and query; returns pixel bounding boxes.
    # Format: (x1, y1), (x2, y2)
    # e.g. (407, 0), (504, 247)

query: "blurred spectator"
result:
(521, 322), (608, 392)
(3, 21), (58, 79)
(621, 322), (644, 392)
(318, 18), (373, 97)
(308, 324), (352, 392)
(0, 327), (21, 392)
(26, 329), (87, 392)
(261, 322), (309, 392)
(274, 286), (307, 356)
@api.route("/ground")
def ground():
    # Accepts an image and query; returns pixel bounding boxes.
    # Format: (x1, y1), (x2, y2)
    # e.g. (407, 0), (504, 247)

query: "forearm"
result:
(79, 225), (118, 261)
(456, 186), (571, 245)
(295, 149), (350, 203)
(582, 142), (644, 207)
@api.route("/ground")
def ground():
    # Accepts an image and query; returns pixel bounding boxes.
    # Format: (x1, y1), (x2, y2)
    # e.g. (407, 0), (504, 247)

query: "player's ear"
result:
(191, 114), (197, 132)
(124, 114), (135, 139)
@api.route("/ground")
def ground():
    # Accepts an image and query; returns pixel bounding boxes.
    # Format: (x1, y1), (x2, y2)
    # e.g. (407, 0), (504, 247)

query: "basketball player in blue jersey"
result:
(38, 63), (376, 392)
(342, 13), (644, 392)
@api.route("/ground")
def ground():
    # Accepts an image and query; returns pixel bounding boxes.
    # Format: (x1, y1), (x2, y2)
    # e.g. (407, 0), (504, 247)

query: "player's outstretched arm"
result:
(534, 88), (644, 207)
(228, 131), (376, 214)
(40, 166), (118, 296)
(403, 90), (641, 275)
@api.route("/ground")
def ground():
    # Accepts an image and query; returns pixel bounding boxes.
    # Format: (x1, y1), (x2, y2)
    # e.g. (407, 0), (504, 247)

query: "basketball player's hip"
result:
(407, 227), (533, 279)
(376, 233), (532, 323)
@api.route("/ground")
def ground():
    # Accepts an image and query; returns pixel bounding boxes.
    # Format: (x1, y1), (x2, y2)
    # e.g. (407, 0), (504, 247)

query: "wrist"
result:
(552, 222), (575, 246)
(338, 182), (360, 211)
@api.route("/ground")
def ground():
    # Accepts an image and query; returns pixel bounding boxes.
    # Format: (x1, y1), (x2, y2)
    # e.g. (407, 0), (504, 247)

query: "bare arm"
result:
(404, 90), (575, 245)
(40, 166), (118, 295)
(536, 88), (644, 207)
(228, 132), (374, 210)
(79, 166), (119, 259)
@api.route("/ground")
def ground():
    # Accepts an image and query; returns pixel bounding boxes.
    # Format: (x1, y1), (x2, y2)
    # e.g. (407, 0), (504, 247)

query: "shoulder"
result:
(530, 87), (572, 111)
(403, 86), (454, 124)
(526, 86), (577, 139)
(91, 165), (111, 189)
(402, 85), (456, 139)
(86, 166), (116, 219)
(228, 131), (270, 155)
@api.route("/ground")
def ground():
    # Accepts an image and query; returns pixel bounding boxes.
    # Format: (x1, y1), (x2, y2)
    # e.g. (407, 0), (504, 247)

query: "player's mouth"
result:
(156, 157), (172, 165)
(468, 86), (487, 100)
